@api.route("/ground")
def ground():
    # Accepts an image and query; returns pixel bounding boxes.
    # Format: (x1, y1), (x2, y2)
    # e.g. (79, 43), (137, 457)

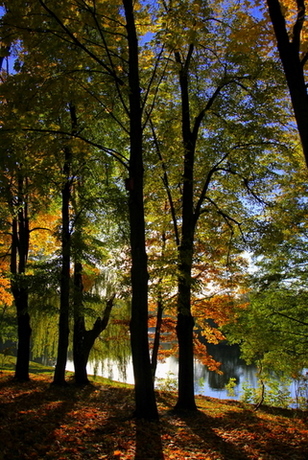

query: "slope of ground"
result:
(0, 370), (307, 460)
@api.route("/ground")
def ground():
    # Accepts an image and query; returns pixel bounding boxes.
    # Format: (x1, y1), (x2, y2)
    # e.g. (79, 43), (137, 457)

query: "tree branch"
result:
(292, 0), (305, 53)
(193, 152), (230, 223)
(203, 195), (245, 242)
(2, 127), (129, 169)
(149, 118), (180, 247)
(38, 0), (124, 85)
(272, 310), (308, 327)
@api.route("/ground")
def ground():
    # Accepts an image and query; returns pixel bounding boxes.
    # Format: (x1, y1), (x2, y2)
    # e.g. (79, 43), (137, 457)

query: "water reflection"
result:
(194, 343), (257, 400)
(67, 343), (258, 401)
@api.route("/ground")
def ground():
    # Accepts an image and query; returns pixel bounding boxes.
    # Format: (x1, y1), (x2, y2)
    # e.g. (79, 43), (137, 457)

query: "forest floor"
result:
(0, 364), (308, 460)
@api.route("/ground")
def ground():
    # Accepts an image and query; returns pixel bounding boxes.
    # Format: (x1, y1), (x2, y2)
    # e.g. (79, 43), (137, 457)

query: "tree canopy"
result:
(0, 0), (307, 418)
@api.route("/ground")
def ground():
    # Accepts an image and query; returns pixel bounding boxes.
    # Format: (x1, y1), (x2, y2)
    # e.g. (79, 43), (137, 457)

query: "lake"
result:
(66, 342), (306, 407)
(3, 340), (302, 405)
(66, 343), (261, 401)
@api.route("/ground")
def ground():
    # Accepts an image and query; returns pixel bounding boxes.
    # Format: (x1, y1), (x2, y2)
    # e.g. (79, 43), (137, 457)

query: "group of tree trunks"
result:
(1, 0), (308, 421)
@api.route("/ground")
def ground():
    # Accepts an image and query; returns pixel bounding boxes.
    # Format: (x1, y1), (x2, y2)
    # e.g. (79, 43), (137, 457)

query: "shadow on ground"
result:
(1, 375), (308, 460)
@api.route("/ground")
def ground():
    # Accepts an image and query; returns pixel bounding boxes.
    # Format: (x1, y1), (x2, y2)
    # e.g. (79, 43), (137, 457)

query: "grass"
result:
(1, 356), (308, 459)
(0, 353), (130, 387)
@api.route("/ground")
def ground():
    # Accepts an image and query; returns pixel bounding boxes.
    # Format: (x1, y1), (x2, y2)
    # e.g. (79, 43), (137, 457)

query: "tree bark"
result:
(174, 48), (197, 411)
(174, 243), (197, 411)
(151, 232), (166, 379)
(73, 317), (89, 384)
(73, 262), (114, 384)
(11, 176), (31, 381)
(175, 311), (195, 410)
(73, 312), (113, 384)
(53, 146), (71, 385)
(123, 0), (158, 420)
(73, 261), (87, 384)
(15, 306), (31, 380)
(266, 0), (308, 167)
(151, 293), (163, 379)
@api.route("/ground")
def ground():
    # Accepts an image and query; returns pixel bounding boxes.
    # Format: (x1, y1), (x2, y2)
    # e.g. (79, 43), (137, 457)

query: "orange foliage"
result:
(148, 289), (248, 371)
(193, 337), (222, 374)
(0, 277), (13, 306)
(193, 295), (248, 328)
(30, 211), (59, 256)
(148, 314), (178, 360)
(2, 374), (308, 460)
(0, 259), (13, 306)
(82, 267), (101, 292)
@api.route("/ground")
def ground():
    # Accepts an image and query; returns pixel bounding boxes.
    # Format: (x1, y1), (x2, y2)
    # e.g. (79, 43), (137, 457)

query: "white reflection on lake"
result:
(66, 351), (260, 402)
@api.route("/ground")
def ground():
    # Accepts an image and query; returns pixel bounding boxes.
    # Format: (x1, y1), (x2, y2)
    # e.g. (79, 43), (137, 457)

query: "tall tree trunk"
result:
(175, 238), (196, 411)
(174, 47), (197, 411)
(53, 146), (71, 385)
(266, 0), (308, 167)
(15, 305), (31, 380)
(151, 292), (163, 379)
(73, 262), (114, 384)
(73, 310), (114, 384)
(12, 268), (32, 381)
(123, 0), (158, 420)
(11, 176), (31, 381)
(151, 232), (167, 379)
(73, 261), (87, 384)
(175, 273), (196, 411)
(73, 316), (89, 385)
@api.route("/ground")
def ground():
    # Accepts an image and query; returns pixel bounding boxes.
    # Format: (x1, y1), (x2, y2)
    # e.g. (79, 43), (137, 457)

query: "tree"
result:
(0, 121), (56, 380)
(1, 0), (159, 418)
(225, 149), (308, 378)
(0, 125), (39, 380)
(0, 259), (14, 346)
(70, 158), (124, 385)
(265, 0), (308, 167)
(0, 0), (299, 418)
(145, 0), (291, 411)
(73, 260), (115, 385)
(123, 0), (158, 419)
(52, 134), (73, 386)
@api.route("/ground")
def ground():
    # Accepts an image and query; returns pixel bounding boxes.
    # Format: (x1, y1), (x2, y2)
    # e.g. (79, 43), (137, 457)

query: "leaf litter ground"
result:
(0, 372), (307, 460)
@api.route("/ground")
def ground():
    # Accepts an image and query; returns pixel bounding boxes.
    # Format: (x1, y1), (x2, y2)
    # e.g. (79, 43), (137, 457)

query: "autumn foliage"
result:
(0, 372), (307, 460)
(1, 0), (308, 420)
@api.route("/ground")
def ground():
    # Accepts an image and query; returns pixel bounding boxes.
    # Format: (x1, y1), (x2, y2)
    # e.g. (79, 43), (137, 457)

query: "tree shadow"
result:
(156, 393), (250, 459)
(92, 386), (164, 459)
(178, 406), (308, 460)
(0, 378), (98, 459)
(168, 408), (249, 460)
(219, 408), (308, 459)
(257, 403), (308, 421)
(2, 375), (307, 460)
(134, 418), (165, 460)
